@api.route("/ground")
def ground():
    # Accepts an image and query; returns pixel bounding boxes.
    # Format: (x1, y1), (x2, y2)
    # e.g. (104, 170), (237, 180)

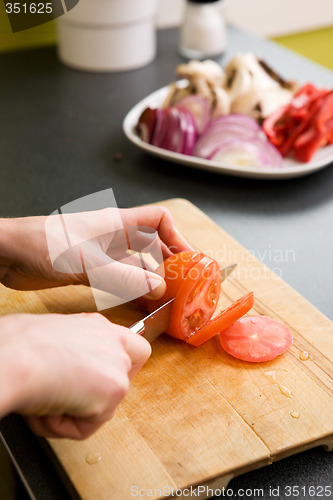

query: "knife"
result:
(129, 263), (237, 343)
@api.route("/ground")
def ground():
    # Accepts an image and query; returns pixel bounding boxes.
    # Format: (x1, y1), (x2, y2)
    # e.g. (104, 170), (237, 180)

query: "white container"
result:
(179, 0), (227, 59)
(57, 0), (158, 72)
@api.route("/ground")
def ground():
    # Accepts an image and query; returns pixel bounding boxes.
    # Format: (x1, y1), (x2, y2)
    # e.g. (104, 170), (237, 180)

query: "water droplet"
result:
(299, 351), (309, 361)
(264, 370), (276, 383)
(290, 411), (300, 419)
(278, 385), (293, 398)
(86, 453), (102, 465)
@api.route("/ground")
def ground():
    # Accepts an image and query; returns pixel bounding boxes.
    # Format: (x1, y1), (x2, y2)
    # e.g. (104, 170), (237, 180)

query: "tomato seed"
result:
(187, 309), (206, 332)
(206, 281), (218, 307)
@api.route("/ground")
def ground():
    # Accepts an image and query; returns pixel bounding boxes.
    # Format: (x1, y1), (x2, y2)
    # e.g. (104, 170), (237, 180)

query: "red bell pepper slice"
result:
(293, 128), (325, 162)
(263, 83), (333, 162)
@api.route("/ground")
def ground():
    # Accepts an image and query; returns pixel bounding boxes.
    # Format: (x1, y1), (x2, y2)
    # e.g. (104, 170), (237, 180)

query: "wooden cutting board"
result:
(1, 198), (333, 500)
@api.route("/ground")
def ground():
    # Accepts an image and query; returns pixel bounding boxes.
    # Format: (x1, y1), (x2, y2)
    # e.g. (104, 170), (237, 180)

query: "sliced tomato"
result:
(148, 251), (254, 347)
(148, 251), (204, 311)
(186, 292), (254, 347)
(220, 315), (293, 362)
(166, 256), (221, 340)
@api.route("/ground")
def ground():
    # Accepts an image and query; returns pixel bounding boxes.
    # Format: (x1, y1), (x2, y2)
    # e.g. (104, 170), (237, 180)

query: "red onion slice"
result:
(149, 107), (197, 155)
(136, 106), (282, 168)
(151, 108), (169, 147)
(209, 137), (283, 168)
(136, 107), (157, 143)
(180, 108), (197, 155)
(176, 95), (210, 135)
(195, 114), (283, 168)
(159, 108), (183, 153)
(208, 114), (262, 132)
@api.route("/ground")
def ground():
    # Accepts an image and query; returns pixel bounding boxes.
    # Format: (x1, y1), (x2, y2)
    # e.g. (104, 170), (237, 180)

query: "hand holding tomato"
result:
(0, 206), (192, 302)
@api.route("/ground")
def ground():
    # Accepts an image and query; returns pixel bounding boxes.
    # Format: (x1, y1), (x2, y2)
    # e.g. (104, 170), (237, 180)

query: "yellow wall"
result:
(0, 1), (56, 52)
(273, 26), (333, 71)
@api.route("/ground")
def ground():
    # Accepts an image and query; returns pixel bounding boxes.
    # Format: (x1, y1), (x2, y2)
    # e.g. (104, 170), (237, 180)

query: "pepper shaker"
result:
(179, 0), (226, 59)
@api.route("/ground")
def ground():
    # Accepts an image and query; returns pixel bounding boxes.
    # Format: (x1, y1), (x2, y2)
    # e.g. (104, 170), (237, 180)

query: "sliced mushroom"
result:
(176, 59), (224, 86)
(211, 86), (231, 117)
(231, 83), (295, 120)
(162, 82), (193, 108)
(224, 53), (298, 120)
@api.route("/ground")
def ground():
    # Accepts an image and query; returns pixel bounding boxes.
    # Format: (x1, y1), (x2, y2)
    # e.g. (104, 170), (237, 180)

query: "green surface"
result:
(0, 1), (56, 52)
(273, 26), (333, 71)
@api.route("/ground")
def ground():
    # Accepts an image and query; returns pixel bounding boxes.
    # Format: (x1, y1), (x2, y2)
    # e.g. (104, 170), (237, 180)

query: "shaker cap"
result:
(188, 0), (221, 3)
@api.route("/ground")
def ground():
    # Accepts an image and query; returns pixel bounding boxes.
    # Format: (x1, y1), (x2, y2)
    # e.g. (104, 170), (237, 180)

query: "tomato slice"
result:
(186, 292), (254, 347)
(148, 251), (204, 312)
(147, 251), (255, 348)
(220, 315), (293, 362)
(166, 256), (221, 340)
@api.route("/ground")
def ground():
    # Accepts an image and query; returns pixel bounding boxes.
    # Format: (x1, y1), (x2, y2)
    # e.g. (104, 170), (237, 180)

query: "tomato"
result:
(148, 251), (254, 346)
(220, 315), (293, 362)
(166, 256), (221, 340)
(148, 251), (204, 311)
(186, 292), (254, 347)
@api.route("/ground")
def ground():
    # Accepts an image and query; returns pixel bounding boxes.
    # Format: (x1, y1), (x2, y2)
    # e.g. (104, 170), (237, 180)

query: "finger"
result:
(120, 207), (193, 254)
(123, 236), (172, 268)
(86, 260), (166, 302)
(24, 416), (62, 439)
(117, 252), (156, 273)
(154, 207), (193, 254)
(46, 415), (104, 439)
(157, 240), (173, 260)
(118, 327), (152, 380)
(25, 415), (103, 440)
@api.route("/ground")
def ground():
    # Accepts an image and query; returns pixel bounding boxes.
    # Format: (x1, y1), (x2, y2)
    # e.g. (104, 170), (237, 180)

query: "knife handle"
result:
(129, 320), (145, 335)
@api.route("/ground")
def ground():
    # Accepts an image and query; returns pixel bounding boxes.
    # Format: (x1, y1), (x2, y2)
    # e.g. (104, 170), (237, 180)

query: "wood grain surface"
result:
(1, 198), (332, 500)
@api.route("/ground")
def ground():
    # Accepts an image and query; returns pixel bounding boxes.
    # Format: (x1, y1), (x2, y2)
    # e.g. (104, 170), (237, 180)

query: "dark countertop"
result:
(0, 26), (332, 500)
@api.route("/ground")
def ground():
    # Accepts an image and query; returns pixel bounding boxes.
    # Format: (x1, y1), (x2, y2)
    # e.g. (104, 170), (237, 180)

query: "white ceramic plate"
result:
(123, 84), (333, 180)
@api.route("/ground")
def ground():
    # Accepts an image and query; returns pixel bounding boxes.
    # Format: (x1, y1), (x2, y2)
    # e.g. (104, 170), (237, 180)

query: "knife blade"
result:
(129, 263), (237, 343)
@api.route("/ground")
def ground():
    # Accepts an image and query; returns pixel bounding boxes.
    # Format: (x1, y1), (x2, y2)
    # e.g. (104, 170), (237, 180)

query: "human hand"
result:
(0, 312), (151, 439)
(0, 206), (192, 302)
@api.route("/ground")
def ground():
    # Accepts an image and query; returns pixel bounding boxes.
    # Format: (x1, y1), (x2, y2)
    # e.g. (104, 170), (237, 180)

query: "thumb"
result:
(86, 259), (166, 304)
